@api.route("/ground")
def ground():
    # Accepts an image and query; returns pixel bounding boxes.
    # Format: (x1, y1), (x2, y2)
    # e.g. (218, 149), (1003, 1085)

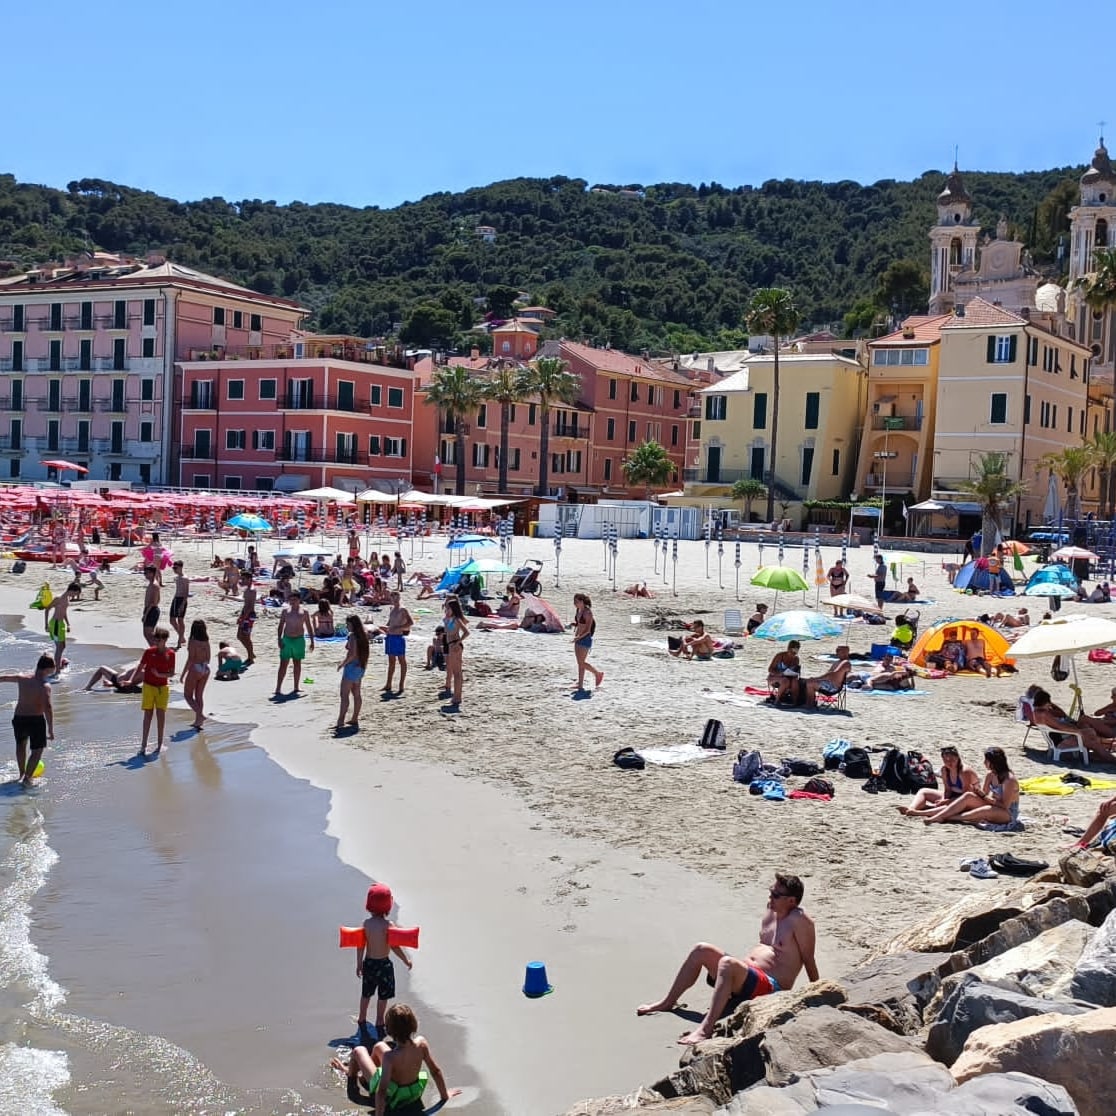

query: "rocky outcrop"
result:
(838, 949), (952, 1034)
(719, 1052), (1077, 1115)
(925, 973), (1092, 1064)
(956, 917), (1094, 998)
(1059, 848), (1116, 888)
(1069, 906), (1116, 1006)
(952, 1006), (1116, 1116)
(563, 1093), (713, 1115)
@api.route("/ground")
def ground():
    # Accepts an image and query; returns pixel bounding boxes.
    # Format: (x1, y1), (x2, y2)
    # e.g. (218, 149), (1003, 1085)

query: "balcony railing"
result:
(871, 414), (923, 431)
(0, 437), (22, 452)
(863, 473), (916, 490)
(180, 447), (216, 460)
(276, 448), (369, 465)
(0, 319), (26, 333)
(683, 468), (757, 485)
(183, 341), (407, 366)
(553, 423), (588, 438)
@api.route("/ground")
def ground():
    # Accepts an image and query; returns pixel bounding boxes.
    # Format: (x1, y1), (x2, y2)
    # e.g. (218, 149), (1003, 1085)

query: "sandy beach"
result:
(3, 529), (1115, 1113)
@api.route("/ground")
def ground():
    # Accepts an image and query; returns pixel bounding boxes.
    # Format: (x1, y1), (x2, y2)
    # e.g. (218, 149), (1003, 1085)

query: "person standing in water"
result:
(168, 560), (190, 649)
(42, 583), (77, 671)
(138, 628), (175, 755)
(180, 620), (212, 731)
(237, 570), (257, 666)
(571, 592), (603, 692)
(1, 655), (55, 787)
(337, 615), (370, 730)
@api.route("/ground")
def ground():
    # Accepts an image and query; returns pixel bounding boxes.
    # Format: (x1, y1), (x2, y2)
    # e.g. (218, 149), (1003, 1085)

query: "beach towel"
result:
(639, 743), (725, 766)
(744, 685), (773, 696)
(707, 692), (759, 708)
(976, 819), (1026, 832)
(857, 688), (931, 697)
(789, 790), (834, 802)
(1019, 774), (1116, 795)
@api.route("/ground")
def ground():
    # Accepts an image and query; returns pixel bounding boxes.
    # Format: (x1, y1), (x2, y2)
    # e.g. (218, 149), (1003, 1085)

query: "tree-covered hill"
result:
(0, 166), (1082, 351)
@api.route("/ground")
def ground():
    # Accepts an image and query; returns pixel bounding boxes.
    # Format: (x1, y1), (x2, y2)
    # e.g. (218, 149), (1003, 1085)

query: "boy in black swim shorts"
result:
(356, 882), (413, 1042)
(1, 655), (55, 787)
(142, 565), (161, 646)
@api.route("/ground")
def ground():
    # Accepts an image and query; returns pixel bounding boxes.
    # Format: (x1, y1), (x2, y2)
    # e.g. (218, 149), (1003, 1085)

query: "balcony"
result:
(552, 423), (588, 439)
(683, 468), (756, 485)
(0, 319), (27, 333)
(183, 341), (404, 365)
(94, 400), (131, 413)
(0, 437), (22, 453)
(276, 448), (377, 465)
(0, 396), (22, 410)
(871, 414), (923, 431)
(180, 446), (216, 460)
(863, 473), (916, 490)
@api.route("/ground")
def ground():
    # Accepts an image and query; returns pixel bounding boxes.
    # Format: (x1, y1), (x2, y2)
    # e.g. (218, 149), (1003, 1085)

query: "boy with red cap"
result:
(356, 882), (413, 1043)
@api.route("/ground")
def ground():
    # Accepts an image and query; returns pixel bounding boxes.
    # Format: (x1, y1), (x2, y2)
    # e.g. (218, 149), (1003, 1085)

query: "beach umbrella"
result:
(445, 534), (497, 550)
(453, 557), (513, 576)
(293, 486), (356, 503)
(272, 542), (332, 558)
(751, 609), (843, 642)
(1011, 614), (1116, 717)
(823, 593), (884, 615)
(1051, 546), (1100, 562)
(1025, 564), (1079, 591)
(1003, 540), (1031, 556)
(40, 459), (89, 474)
(226, 512), (272, 533)
(751, 566), (808, 611)
(1021, 582), (1077, 599)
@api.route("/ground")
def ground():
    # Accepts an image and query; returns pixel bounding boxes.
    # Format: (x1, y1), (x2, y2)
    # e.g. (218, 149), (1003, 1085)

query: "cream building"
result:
(683, 351), (866, 511)
(933, 297), (1094, 526)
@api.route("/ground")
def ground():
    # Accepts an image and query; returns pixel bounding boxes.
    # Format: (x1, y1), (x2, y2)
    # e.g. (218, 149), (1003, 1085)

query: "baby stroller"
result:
(510, 559), (544, 596)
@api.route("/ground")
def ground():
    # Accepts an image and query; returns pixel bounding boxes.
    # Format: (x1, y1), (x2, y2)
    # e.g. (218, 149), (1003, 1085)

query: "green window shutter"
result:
(1008, 335), (1017, 362)
(986, 336), (996, 363)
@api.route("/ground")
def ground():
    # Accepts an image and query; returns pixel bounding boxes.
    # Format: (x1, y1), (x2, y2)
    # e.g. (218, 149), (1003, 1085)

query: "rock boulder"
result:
(839, 950), (952, 1034)
(925, 974), (1092, 1065)
(758, 1006), (919, 1087)
(1059, 848), (1116, 889)
(952, 1006), (1116, 1116)
(1069, 906), (1116, 1006)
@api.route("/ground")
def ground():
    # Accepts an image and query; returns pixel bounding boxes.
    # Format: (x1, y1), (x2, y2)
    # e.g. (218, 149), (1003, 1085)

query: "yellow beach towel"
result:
(1020, 774), (1116, 796)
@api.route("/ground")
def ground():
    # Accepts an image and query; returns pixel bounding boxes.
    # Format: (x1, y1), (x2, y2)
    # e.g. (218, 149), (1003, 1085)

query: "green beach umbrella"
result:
(750, 566), (809, 612)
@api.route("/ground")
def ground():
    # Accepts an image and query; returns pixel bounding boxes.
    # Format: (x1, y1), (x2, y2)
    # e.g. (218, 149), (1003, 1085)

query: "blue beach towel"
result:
(857, 688), (931, 697)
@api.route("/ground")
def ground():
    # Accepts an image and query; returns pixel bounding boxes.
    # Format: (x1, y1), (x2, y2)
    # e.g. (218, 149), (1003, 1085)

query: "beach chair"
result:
(724, 609), (745, 637)
(1017, 698), (1089, 766)
(815, 681), (847, 711)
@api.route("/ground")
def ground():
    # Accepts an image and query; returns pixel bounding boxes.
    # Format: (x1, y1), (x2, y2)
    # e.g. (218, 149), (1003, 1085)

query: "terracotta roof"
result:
(870, 314), (952, 347)
(559, 340), (691, 384)
(492, 319), (540, 334)
(941, 297), (1025, 329)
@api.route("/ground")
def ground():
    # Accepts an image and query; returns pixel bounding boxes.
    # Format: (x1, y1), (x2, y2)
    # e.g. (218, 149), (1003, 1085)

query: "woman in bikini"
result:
(180, 619), (212, 730)
(921, 746), (1020, 826)
(766, 641), (801, 704)
(898, 745), (980, 817)
(314, 598), (336, 638)
(442, 596), (469, 709)
(571, 592), (603, 692)
(336, 615), (370, 730)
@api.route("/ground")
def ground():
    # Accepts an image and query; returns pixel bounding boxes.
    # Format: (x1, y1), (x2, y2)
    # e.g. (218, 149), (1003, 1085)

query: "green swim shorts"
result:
(280, 634), (306, 661)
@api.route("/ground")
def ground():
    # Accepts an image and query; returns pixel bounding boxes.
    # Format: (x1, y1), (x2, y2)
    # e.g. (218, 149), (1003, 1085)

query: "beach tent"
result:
(907, 619), (1015, 669)
(953, 559), (1015, 594)
(524, 596), (564, 633)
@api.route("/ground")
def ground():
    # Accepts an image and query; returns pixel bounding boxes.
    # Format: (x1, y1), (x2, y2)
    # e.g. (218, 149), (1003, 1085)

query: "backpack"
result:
(903, 751), (937, 791)
(613, 747), (645, 771)
(733, 749), (763, 784)
(11, 561), (25, 574)
(841, 747), (873, 779)
(803, 776), (836, 797)
(1051, 655), (1070, 682)
(782, 757), (823, 776)
(878, 747), (907, 793)
(823, 738), (852, 770)
(700, 719), (726, 750)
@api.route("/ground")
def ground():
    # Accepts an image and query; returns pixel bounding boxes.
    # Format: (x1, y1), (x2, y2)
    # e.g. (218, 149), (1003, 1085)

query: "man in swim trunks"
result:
(142, 565), (161, 646)
(169, 560), (190, 648)
(1, 655), (55, 787)
(636, 872), (818, 1045)
(670, 619), (716, 660)
(275, 592), (315, 696)
(380, 591), (413, 695)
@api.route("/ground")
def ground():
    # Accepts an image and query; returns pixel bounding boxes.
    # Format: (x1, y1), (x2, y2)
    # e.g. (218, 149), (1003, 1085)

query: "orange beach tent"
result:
(908, 619), (1015, 669)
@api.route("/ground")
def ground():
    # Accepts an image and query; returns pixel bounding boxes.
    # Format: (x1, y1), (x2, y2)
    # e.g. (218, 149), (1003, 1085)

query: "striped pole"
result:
(717, 526), (724, 590)
(734, 541), (742, 601)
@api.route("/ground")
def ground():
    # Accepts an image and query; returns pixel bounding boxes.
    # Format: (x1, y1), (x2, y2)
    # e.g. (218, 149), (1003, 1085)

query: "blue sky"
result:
(5, 0), (1108, 208)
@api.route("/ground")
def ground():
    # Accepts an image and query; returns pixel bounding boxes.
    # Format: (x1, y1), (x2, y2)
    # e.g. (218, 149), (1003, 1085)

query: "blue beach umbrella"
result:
(445, 534), (497, 550)
(751, 609), (843, 642)
(226, 512), (272, 532)
(1024, 564), (1079, 591)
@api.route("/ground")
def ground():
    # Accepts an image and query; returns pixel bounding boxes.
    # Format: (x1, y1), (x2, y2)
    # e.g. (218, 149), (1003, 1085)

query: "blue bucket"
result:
(522, 961), (553, 998)
(870, 643), (892, 660)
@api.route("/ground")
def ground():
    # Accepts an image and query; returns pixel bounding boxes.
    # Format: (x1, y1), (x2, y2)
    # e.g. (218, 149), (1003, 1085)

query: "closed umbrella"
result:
(751, 609), (843, 642)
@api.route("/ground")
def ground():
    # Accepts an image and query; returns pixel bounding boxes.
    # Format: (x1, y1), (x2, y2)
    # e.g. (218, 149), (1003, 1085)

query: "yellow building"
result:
(933, 297), (1094, 526)
(854, 314), (951, 504)
(684, 351), (866, 513)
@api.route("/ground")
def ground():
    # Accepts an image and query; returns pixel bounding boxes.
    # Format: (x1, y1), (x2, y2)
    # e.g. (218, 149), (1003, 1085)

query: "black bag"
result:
(613, 747), (645, 770)
(803, 776), (835, 796)
(1051, 655), (1070, 683)
(878, 747), (907, 793)
(841, 747), (873, 779)
(782, 757), (823, 776)
(903, 751), (937, 791)
(700, 719), (726, 750)
(11, 560), (26, 574)
(989, 853), (1049, 877)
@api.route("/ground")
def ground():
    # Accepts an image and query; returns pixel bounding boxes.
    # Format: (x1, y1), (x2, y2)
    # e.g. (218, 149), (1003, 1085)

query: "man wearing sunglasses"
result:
(637, 873), (818, 1045)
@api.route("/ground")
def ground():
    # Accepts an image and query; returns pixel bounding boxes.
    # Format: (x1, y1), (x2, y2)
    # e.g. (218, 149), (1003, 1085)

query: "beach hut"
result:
(907, 619), (1015, 669)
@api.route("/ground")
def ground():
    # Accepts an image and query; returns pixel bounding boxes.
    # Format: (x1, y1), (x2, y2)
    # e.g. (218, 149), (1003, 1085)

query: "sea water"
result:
(0, 620), (476, 1115)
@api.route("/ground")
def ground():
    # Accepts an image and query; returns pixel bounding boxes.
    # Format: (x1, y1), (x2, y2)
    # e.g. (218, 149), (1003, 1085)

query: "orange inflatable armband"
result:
(339, 926), (365, 948)
(387, 926), (420, 949)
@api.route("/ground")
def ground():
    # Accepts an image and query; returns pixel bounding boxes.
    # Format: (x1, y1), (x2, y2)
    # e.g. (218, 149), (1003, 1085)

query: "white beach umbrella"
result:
(1051, 546), (1100, 562)
(271, 541), (332, 558)
(823, 593), (884, 615)
(1009, 614), (1116, 658)
(293, 485), (357, 503)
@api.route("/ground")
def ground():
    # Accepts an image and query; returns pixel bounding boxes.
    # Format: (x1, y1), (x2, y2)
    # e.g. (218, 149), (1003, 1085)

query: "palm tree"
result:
(621, 439), (673, 498)
(745, 288), (801, 522)
(1089, 430), (1116, 518)
(524, 356), (580, 497)
(482, 360), (530, 494)
(1036, 446), (1094, 523)
(424, 364), (483, 496)
(731, 477), (767, 523)
(958, 452), (1027, 556)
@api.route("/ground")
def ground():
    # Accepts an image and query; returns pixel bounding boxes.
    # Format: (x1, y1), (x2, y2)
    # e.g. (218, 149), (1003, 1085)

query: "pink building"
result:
(177, 338), (416, 492)
(0, 253), (304, 484)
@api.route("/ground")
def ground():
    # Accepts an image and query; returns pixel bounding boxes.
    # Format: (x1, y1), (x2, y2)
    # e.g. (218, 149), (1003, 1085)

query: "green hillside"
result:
(0, 167), (1082, 351)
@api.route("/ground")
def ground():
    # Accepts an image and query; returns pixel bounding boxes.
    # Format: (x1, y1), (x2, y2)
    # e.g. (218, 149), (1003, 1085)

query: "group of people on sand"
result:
(896, 745), (1020, 828)
(765, 643), (916, 708)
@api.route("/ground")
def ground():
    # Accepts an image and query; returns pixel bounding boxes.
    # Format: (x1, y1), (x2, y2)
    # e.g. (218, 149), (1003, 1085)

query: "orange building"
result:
(176, 338), (415, 492)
